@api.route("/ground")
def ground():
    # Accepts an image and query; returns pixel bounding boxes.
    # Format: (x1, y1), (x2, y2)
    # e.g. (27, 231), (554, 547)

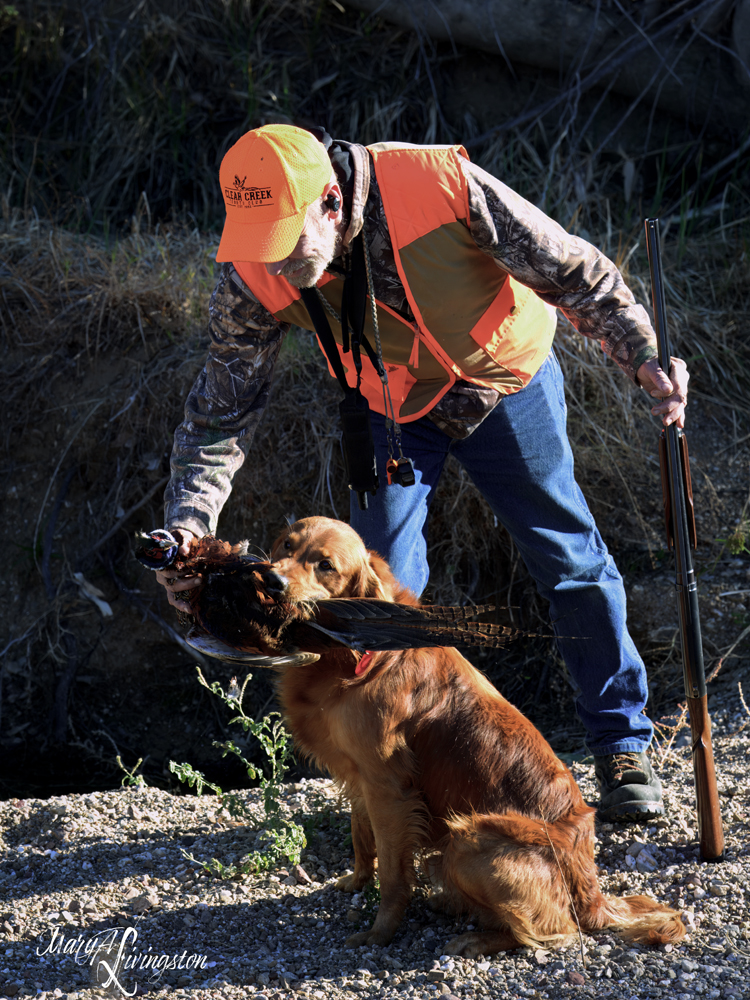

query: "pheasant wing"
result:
(304, 599), (526, 651)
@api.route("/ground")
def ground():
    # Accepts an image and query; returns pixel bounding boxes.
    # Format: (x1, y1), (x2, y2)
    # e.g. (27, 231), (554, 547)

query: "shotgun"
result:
(644, 218), (724, 862)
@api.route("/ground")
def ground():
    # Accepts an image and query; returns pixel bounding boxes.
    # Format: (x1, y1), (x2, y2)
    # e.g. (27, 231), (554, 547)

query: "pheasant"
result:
(135, 529), (526, 665)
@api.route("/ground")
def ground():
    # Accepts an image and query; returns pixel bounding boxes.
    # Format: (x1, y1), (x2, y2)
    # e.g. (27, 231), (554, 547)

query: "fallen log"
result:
(341, 0), (749, 136)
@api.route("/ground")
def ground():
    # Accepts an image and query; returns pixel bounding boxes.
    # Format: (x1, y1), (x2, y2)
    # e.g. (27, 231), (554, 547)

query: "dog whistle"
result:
(386, 457), (416, 488)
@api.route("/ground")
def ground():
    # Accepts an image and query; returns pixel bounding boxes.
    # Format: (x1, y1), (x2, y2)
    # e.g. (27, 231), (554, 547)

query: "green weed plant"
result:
(116, 755), (147, 788)
(169, 668), (306, 878)
(719, 520), (750, 558)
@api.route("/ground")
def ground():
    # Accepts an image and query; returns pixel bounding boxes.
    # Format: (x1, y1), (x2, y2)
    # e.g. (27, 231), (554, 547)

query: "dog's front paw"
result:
(335, 872), (371, 892)
(345, 928), (395, 948)
(444, 932), (484, 958)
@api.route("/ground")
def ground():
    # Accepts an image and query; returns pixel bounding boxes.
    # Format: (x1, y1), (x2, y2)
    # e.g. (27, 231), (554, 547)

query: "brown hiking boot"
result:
(594, 751), (664, 823)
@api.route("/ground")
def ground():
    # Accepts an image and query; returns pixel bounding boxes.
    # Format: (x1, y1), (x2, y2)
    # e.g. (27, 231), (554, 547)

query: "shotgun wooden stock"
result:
(645, 218), (724, 863)
(686, 695), (724, 861)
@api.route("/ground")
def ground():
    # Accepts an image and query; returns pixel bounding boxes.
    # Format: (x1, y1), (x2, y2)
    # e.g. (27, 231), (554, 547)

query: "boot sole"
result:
(596, 801), (665, 823)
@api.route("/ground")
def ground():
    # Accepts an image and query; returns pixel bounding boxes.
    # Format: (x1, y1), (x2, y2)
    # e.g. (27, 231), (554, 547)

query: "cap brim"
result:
(215, 209), (307, 264)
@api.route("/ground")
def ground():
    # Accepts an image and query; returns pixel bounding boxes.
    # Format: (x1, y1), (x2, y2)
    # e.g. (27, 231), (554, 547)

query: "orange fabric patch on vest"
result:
(367, 143), (470, 249)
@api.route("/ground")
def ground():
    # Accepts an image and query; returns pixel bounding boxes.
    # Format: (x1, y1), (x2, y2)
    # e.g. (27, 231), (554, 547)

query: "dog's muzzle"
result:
(263, 568), (290, 597)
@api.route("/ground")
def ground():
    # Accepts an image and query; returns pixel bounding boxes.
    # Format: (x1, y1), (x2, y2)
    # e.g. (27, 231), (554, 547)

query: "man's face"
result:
(265, 200), (339, 288)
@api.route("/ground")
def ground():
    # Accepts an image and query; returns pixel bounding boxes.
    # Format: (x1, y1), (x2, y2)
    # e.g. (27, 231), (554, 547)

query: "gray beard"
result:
(283, 255), (334, 288)
(282, 218), (343, 288)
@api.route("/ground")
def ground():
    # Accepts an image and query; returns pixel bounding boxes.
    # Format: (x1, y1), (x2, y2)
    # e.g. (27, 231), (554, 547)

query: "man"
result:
(157, 124), (689, 822)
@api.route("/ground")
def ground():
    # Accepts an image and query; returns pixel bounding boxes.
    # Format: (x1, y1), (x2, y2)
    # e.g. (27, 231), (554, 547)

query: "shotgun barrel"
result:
(644, 218), (724, 862)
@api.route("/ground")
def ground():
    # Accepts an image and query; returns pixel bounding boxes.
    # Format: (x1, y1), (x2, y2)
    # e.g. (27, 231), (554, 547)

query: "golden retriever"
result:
(263, 516), (684, 955)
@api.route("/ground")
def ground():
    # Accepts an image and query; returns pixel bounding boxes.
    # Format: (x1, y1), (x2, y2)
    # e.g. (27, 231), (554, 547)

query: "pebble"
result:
(626, 840), (648, 857)
(292, 864), (313, 884)
(637, 848), (659, 872)
(1, 734), (749, 1000)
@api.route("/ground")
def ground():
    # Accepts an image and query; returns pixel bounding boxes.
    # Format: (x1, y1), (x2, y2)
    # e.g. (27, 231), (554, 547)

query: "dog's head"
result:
(266, 517), (402, 603)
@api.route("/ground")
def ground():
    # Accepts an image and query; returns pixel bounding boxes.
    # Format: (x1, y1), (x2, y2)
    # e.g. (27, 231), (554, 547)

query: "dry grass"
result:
(1, 1), (749, 781)
(2, 0), (748, 230)
(0, 0), (453, 228)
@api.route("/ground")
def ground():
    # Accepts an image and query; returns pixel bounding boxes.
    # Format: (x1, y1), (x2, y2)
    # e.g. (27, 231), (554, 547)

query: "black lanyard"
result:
(299, 234), (382, 509)
(301, 233), (385, 393)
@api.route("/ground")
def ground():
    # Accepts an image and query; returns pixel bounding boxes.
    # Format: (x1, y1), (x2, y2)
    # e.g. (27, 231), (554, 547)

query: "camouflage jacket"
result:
(165, 141), (657, 538)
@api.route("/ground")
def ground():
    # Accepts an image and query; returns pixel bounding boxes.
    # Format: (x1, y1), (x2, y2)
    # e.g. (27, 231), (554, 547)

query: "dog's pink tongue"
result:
(355, 651), (375, 676)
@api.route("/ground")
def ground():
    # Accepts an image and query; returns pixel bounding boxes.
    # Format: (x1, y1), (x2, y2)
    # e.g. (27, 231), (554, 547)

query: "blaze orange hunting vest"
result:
(233, 143), (557, 422)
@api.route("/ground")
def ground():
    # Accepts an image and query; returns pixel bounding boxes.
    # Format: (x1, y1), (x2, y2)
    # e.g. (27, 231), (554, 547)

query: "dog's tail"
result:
(441, 810), (685, 950)
(584, 893), (685, 946)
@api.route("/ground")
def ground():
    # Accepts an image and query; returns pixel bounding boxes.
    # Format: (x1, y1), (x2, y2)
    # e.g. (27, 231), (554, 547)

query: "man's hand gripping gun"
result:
(645, 218), (724, 862)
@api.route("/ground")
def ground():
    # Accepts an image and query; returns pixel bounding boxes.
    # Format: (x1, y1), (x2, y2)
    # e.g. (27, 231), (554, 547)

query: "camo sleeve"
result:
(164, 263), (288, 537)
(461, 158), (658, 382)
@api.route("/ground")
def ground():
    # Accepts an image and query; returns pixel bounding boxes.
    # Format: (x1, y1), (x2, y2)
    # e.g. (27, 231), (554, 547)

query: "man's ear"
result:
(321, 179), (343, 220)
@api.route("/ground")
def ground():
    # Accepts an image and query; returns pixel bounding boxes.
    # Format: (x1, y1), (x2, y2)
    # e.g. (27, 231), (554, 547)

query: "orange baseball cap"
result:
(215, 124), (333, 263)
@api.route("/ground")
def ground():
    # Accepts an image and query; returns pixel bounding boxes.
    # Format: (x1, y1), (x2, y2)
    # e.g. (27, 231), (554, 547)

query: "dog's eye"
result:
(319, 559), (334, 571)
(284, 539), (292, 550)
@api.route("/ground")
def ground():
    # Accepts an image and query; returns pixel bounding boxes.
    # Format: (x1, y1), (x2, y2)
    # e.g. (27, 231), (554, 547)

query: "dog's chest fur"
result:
(277, 647), (583, 830)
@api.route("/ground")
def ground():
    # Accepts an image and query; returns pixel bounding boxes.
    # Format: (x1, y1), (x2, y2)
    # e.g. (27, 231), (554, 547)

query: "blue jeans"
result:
(350, 352), (652, 755)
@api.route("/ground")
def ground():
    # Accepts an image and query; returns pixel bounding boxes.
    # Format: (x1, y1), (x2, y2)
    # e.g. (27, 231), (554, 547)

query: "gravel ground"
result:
(2, 709), (750, 1000)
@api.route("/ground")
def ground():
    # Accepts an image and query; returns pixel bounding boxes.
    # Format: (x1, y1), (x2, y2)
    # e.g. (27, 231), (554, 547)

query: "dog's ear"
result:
(350, 550), (417, 603)
(346, 551), (390, 599)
